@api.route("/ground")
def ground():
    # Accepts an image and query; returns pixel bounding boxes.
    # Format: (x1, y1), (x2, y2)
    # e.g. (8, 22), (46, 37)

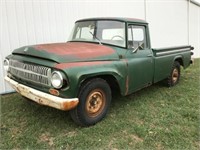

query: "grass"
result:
(1, 59), (200, 150)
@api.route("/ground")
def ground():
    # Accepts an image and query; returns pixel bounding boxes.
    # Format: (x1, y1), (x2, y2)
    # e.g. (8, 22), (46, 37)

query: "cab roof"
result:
(76, 17), (148, 24)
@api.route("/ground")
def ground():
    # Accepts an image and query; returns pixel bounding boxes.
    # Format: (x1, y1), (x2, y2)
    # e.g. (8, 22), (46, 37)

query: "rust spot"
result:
(126, 17), (146, 22)
(125, 75), (129, 95)
(55, 61), (111, 69)
(38, 98), (43, 103)
(62, 100), (79, 111)
(49, 89), (59, 96)
(34, 42), (115, 59)
(123, 59), (128, 67)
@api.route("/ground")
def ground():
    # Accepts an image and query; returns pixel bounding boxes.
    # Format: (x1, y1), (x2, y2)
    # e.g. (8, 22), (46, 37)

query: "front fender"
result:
(55, 60), (127, 97)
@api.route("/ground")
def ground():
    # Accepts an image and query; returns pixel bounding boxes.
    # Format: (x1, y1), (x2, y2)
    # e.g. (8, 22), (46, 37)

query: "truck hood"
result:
(12, 42), (119, 63)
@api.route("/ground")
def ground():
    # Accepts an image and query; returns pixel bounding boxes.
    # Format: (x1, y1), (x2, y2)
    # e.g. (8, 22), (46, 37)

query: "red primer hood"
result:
(13, 42), (119, 63)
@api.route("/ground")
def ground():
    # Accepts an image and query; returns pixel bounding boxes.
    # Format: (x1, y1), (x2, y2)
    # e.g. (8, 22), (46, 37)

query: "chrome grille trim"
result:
(9, 59), (51, 86)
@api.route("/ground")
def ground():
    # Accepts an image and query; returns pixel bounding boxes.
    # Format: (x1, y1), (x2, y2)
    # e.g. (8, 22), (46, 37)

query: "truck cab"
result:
(69, 18), (154, 93)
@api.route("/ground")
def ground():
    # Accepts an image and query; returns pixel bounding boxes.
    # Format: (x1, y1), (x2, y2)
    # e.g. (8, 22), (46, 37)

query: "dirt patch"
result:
(38, 132), (54, 146)
(129, 134), (143, 143)
(63, 131), (77, 137)
(156, 142), (164, 150)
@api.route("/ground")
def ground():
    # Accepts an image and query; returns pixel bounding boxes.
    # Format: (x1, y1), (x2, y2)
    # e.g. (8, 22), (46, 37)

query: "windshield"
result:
(68, 20), (126, 47)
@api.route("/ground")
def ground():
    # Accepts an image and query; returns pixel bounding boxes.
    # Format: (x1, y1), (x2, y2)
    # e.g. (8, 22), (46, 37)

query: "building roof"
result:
(76, 17), (148, 24)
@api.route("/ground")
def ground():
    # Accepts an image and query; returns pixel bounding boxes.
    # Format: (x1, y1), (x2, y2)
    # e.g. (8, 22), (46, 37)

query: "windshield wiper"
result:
(89, 31), (102, 45)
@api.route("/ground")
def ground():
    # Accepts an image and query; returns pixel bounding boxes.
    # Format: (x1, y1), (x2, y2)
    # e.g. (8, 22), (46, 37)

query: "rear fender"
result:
(173, 55), (183, 66)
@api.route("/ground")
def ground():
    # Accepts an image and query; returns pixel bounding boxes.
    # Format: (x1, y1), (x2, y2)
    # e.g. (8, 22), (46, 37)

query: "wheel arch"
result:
(78, 74), (122, 97)
(174, 56), (183, 67)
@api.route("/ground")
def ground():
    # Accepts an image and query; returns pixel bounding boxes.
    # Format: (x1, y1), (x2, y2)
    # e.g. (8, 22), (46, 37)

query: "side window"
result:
(132, 28), (144, 41)
(128, 25), (147, 50)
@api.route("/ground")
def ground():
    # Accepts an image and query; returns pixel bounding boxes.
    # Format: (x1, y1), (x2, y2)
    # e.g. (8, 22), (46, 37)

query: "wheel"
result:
(167, 61), (180, 87)
(70, 78), (112, 126)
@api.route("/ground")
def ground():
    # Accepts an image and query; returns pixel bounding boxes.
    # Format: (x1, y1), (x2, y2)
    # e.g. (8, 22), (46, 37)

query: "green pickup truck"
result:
(4, 17), (193, 126)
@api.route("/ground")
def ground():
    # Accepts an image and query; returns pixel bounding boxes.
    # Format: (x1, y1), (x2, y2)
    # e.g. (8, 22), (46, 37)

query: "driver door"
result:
(126, 25), (154, 93)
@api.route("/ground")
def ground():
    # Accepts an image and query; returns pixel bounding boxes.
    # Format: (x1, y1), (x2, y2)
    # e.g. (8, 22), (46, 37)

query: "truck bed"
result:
(152, 45), (193, 83)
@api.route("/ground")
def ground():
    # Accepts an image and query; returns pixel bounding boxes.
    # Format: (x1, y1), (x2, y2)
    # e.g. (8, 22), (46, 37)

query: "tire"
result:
(69, 78), (112, 126)
(167, 61), (181, 87)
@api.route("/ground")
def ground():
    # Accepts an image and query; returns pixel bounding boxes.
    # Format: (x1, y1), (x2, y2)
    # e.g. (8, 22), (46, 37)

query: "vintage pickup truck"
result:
(4, 17), (193, 126)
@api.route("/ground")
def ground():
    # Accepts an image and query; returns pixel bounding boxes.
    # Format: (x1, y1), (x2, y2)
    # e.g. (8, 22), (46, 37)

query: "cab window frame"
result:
(127, 24), (148, 50)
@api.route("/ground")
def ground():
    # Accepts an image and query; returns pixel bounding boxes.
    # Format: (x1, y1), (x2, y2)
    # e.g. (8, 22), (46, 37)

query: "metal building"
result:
(1, 0), (200, 94)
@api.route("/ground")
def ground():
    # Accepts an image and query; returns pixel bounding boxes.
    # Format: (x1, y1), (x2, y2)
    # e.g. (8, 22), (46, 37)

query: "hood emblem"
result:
(24, 47), (28, 53)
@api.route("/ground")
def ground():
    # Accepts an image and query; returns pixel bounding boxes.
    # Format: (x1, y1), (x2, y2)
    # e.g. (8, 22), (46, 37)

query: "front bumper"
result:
(5, 76), (79, 111)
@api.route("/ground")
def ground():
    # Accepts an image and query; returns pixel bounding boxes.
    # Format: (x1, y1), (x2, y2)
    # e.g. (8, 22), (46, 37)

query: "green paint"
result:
(5, 18), (193, 101)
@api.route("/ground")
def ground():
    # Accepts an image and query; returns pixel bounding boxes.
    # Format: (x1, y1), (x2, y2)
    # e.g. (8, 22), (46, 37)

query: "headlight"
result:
(51, 71), (63, 89)
(3, 59), (9, 71)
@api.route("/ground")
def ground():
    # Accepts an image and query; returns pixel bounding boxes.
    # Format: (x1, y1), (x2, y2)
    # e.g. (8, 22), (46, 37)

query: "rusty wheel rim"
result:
(172, 68), (179, 83)
(86, 89), (105, 118)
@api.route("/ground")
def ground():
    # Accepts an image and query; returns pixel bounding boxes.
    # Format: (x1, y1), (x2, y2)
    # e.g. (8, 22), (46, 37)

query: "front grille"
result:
(9, 59), (51, 86)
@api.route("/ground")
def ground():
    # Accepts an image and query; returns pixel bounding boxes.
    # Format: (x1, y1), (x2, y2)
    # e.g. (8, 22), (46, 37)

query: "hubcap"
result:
(172, 68), (179, 83)
(86, 89), (105, 117)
